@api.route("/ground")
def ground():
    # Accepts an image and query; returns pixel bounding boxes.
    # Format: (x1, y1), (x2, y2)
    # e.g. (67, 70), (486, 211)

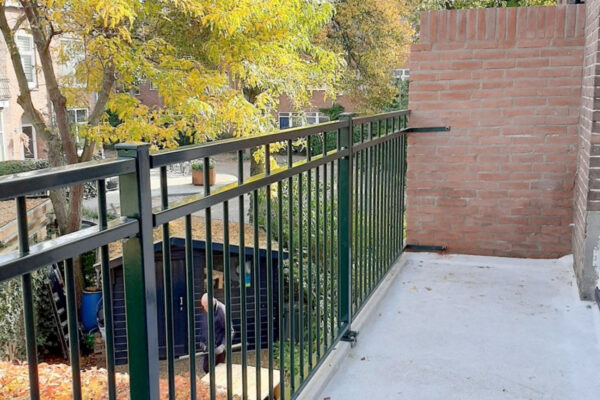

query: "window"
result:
(306, 112), (318, 125)
(149, 80), (158, 90)
(67, 108), (88, 141)
(21, 125), (35, 159)
(279, 113), (290, 129)
(393, 68), (410, 81)
(16, 33), (35, 88)
(279, 112), (325, 129)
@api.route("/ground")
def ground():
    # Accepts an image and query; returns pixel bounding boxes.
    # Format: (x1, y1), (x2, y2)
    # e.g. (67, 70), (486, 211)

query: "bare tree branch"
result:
(11, 14), (26, 33)
(44, 19), (62, 51)
(79, 62), (116, 162)
(88, 62), (115, 126)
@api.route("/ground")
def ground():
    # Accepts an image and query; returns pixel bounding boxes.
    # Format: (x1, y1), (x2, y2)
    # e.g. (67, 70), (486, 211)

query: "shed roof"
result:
(109, 216), (273, 260)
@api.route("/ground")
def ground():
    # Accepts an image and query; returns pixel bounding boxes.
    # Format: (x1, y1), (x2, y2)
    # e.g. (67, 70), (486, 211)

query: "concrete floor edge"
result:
(296, 252), (412, 400)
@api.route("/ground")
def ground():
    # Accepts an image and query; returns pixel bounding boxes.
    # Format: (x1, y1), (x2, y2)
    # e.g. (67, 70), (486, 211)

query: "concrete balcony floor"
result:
(306, 253), (600, 400)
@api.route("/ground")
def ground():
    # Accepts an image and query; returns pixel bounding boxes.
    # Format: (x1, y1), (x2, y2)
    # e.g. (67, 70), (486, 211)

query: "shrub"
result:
(0, 159), (49, 177)
(0, 269), (57, 360)
(191, 159), (215, 170)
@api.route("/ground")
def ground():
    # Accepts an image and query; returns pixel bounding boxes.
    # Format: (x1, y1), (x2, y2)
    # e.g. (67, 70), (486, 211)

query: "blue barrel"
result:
(81, 290), (102, 332)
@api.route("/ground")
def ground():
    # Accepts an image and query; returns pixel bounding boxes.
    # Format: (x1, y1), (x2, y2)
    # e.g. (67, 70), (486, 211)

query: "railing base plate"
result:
(341, 330), (359, 347)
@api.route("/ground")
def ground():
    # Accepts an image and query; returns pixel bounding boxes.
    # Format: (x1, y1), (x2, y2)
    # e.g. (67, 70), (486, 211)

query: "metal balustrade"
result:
(0, 110), (426, 400)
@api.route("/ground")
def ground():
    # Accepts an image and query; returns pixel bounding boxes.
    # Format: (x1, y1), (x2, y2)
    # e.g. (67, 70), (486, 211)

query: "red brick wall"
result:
(572, 0), (600, 298)
(407, 5), (585, 258)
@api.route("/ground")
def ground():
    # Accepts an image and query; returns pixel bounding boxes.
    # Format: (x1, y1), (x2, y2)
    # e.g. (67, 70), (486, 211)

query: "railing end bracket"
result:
(341, 330), (359, 348)
(404, 126), (450, 133)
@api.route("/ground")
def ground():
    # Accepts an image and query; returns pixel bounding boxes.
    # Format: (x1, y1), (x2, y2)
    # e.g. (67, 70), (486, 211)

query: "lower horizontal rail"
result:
(0, 219), (139, 282)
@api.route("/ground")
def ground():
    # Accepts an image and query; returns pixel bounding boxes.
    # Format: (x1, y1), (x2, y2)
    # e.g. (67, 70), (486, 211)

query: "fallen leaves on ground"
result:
(0, 361), (232, 399)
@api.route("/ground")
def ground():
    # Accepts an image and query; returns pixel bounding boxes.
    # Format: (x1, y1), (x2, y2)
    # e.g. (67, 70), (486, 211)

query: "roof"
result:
(109, 216), (273, 260)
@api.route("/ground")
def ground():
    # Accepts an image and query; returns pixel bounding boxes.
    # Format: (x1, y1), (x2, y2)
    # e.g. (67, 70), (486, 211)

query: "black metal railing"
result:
(0, 110), (431, 400)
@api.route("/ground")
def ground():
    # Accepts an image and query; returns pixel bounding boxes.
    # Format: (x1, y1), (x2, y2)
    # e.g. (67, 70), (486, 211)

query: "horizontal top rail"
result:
(149, 120), (349, 168)
(353, 109), (410, 125)
(0, 158), (136, 201)
(153, 150), (348, 226)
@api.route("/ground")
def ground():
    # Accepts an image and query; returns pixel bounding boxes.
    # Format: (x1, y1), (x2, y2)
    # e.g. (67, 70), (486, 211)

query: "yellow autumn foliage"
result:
(40, 0), (342, 150)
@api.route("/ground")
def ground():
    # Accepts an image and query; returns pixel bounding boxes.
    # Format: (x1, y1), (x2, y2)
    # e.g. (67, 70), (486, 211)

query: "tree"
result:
(322, 0), (414, 113)
(156, 0), (344, 174)
(0, 0), (341, 295)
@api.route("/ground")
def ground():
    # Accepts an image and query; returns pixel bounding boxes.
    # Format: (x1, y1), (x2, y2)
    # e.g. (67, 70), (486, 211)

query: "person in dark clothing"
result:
(200, 293), (227, 373)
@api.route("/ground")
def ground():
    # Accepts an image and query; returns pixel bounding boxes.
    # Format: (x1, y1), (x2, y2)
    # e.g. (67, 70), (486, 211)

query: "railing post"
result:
(116, 143), (160, 400)
(338, 113), (353, 335)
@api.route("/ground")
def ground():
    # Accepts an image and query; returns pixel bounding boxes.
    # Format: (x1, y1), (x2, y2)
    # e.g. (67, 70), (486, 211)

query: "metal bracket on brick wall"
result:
(404, 244), (447, 253)
(404, 126), (451, 133)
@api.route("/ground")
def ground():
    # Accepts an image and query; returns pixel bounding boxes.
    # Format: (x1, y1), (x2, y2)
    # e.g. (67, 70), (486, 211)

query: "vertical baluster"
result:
(353, 135), (359, 312)
(371, 121), (381, 284)
(399, 133), (404, 255)
(237, 150), (248, 400)
(337, 115), (352, 333)
(204, 157), (216, 400)
(223, 202), (233, 400)
(396, 134), (402, 257)
(264, 143), (274, 400)
(392, 121), (397, 261)
(389, 133), (394, 263)
(391, 136), (397, 258)
(376, 121), (383, 282)
(306, 137), (313, 372)
(64, 257), (82, 400)
(329, 138), (335, 343)
(369, 122), (375, 292)
(322, 134), (328, 350)
(160, 166), (176, 400)
(315, 150), (321, 362)
(383, 122), (389, 268)
(298, 168), (304, 383)
(392, 127), (396, 255)
(377, 124), (387, 283)
(287, 139), (295, 394)
(277, 180), (285, 400)
(396, 136), (401, 256)
(184, 214), (197, 400)
(252, 188), (261, 399)
(16, 196), (40, 400)
(384, 122), (389, 270)
(360, 125), (366, 305)
(395, 122), (400, 255)
(98, 180), (116, 400)
(380, 123), (386, 279)
(400, 131), (406, 253)
(385, 130), (391, 267)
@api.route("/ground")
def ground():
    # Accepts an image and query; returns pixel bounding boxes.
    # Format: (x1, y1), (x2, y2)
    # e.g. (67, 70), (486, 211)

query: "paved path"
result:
(83, 152), (304, 223)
